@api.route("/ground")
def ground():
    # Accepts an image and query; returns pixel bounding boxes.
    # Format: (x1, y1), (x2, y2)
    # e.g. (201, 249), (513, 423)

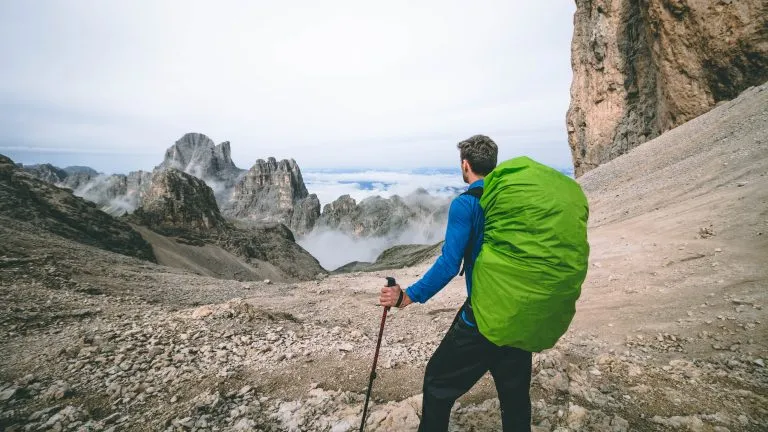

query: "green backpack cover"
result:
(471, 156), (589, 352)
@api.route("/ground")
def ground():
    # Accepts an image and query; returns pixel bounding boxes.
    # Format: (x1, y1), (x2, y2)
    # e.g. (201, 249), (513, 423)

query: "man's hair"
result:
(457, 135), (498, 176)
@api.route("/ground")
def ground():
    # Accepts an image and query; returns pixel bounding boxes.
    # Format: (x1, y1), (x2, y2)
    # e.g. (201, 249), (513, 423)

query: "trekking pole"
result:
(359, 276), (397, 432)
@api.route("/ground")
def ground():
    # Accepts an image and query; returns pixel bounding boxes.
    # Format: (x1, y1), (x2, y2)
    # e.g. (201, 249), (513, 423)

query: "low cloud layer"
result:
(303, 169), (465, 206)
(299, 214), (447, 271)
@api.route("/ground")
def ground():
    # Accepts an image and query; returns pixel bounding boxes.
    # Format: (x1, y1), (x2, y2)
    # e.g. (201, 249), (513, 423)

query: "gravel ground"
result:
(1, 83), (767, 431)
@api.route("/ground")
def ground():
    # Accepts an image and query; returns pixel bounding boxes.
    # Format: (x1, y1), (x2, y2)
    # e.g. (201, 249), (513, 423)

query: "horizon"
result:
(0, 1), (576, 175)
(2, 140), (574, 177)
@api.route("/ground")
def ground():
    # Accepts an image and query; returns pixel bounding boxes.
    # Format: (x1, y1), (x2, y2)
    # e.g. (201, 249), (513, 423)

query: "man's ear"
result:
(462, 159), (471, 173)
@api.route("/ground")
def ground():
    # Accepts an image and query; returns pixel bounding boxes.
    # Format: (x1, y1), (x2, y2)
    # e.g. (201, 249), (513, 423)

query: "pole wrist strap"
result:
(395, 290), (404, 308)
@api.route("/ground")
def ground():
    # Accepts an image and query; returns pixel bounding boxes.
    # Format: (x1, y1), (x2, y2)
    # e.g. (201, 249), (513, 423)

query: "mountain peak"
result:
(158, 133), (241, 179)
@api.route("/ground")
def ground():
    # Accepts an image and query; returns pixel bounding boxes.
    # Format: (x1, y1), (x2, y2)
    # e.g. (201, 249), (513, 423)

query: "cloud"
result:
(0, 1), (577, 173)
(299, 213), (448, 271)
(303, 169), (465, 206)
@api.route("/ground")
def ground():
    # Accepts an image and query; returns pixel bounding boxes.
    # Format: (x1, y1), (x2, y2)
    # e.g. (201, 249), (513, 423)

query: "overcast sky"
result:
(0, 1), (576, 174)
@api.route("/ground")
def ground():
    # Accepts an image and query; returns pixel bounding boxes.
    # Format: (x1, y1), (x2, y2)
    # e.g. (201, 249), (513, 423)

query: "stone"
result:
(192, 306), (215, 319)
(567, 0), (768, 176)
(223, 157), (320, 235)
(331, 420), (352, 432)
(157, 132), (245, 204)
(132, 168), (226, 234)
(566, 404), (588, 429)
(0, 386), (17, 401)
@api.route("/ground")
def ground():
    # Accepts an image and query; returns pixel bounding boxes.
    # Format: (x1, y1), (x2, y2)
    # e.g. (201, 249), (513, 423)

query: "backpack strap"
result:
(458, 187), (483, 277)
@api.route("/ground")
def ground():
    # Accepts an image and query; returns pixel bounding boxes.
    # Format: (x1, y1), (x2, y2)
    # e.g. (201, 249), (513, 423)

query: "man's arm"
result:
(404, 196), (473, 304)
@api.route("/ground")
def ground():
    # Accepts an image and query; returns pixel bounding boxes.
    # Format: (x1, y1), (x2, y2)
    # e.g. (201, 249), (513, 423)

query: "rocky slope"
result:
(332, 242), (443, 274)
(224, 157), (321, 236)
(0, 155), (155, 262)
(17, 162), (153, 215)
(1, 84), (767, 430)
(567, 0), (768, 177)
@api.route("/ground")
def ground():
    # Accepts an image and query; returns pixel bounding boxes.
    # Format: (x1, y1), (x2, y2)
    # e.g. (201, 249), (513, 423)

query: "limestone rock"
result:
(158, 132), (242, 181)
(224, 157), (320, 235)
(16, 163), (69, 184)
(319, 192), (447, 239)
(157, 132), (245, 204)
(567, 0), (768, 176)
(132, 168), (226, 235)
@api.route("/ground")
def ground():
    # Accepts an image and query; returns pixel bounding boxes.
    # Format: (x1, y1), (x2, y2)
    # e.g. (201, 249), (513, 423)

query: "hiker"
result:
(379, 134), (533, 431)
(380, 133), (590, 431)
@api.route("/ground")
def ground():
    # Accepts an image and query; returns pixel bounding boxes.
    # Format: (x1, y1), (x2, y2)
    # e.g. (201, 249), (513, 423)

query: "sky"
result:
(0, 1), (577, 174)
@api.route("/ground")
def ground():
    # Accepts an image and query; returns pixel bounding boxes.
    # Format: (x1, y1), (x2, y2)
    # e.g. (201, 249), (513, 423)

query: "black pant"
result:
(418, 310), (532, 432)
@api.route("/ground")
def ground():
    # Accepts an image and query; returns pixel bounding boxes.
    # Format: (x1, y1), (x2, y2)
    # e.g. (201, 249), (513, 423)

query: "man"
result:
(379, 135), (532, 431)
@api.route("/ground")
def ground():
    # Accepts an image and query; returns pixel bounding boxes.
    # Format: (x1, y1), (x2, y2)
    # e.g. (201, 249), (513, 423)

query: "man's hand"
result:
(379, 284), (413, 308)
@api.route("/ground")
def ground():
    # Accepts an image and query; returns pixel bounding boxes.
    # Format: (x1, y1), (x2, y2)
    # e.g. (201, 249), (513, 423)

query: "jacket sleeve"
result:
(405, 196), (472, 303)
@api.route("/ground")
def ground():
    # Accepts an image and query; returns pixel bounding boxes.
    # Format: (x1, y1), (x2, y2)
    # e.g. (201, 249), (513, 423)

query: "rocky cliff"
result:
(224, 157), (321, 235)
(157, 133), (245, 203)
(132, 169), (226, 235)
(318, 190), (449, 239)
(567, 0), (768, 177)
(0, 155), (155, 261)
(14, 134), (321, 235)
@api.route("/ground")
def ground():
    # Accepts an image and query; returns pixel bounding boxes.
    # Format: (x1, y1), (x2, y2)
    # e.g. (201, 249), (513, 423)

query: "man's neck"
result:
(467, 175), (483, 185)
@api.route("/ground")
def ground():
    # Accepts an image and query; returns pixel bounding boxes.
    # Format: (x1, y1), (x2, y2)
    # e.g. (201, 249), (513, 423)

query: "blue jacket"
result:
(405, 179), (484, 325)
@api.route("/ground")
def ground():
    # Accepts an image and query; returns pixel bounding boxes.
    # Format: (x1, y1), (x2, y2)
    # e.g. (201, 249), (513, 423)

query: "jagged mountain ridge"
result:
(128, 168), (326, 281)
(223, 157), (321, 235)
(18, 133), (323, 235)
(19, 133), (455, 241)
(318, 188), (450, 239)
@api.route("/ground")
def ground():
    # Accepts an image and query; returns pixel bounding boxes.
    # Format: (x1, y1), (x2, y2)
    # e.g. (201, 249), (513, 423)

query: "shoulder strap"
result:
(458, 187), (483, 276)
(462, 187), (483, 199)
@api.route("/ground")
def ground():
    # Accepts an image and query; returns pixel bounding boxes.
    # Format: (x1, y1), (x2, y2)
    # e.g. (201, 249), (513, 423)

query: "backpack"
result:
(471, 156), (589, 352)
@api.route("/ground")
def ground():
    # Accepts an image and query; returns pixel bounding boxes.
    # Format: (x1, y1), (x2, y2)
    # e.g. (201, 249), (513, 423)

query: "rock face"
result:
(0, 155), (155, 261)
(130, 168), (326, 280)
(14, 133), (322, 237)
(132, 169), (226, 235)
(318, 191), (449, 238)
(71, 171), (153, 216)
(158, 133), (241, 178)
(218, 222), (327, 280)
(157, 132), (245, 203)
(567, 0), (768, 177)
(224, 158), (320, 235)
(16, 163), (69, 184)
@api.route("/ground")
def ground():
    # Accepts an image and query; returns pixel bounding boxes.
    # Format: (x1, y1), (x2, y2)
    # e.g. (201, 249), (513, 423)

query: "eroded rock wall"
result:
(567, 0), (768, 177)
